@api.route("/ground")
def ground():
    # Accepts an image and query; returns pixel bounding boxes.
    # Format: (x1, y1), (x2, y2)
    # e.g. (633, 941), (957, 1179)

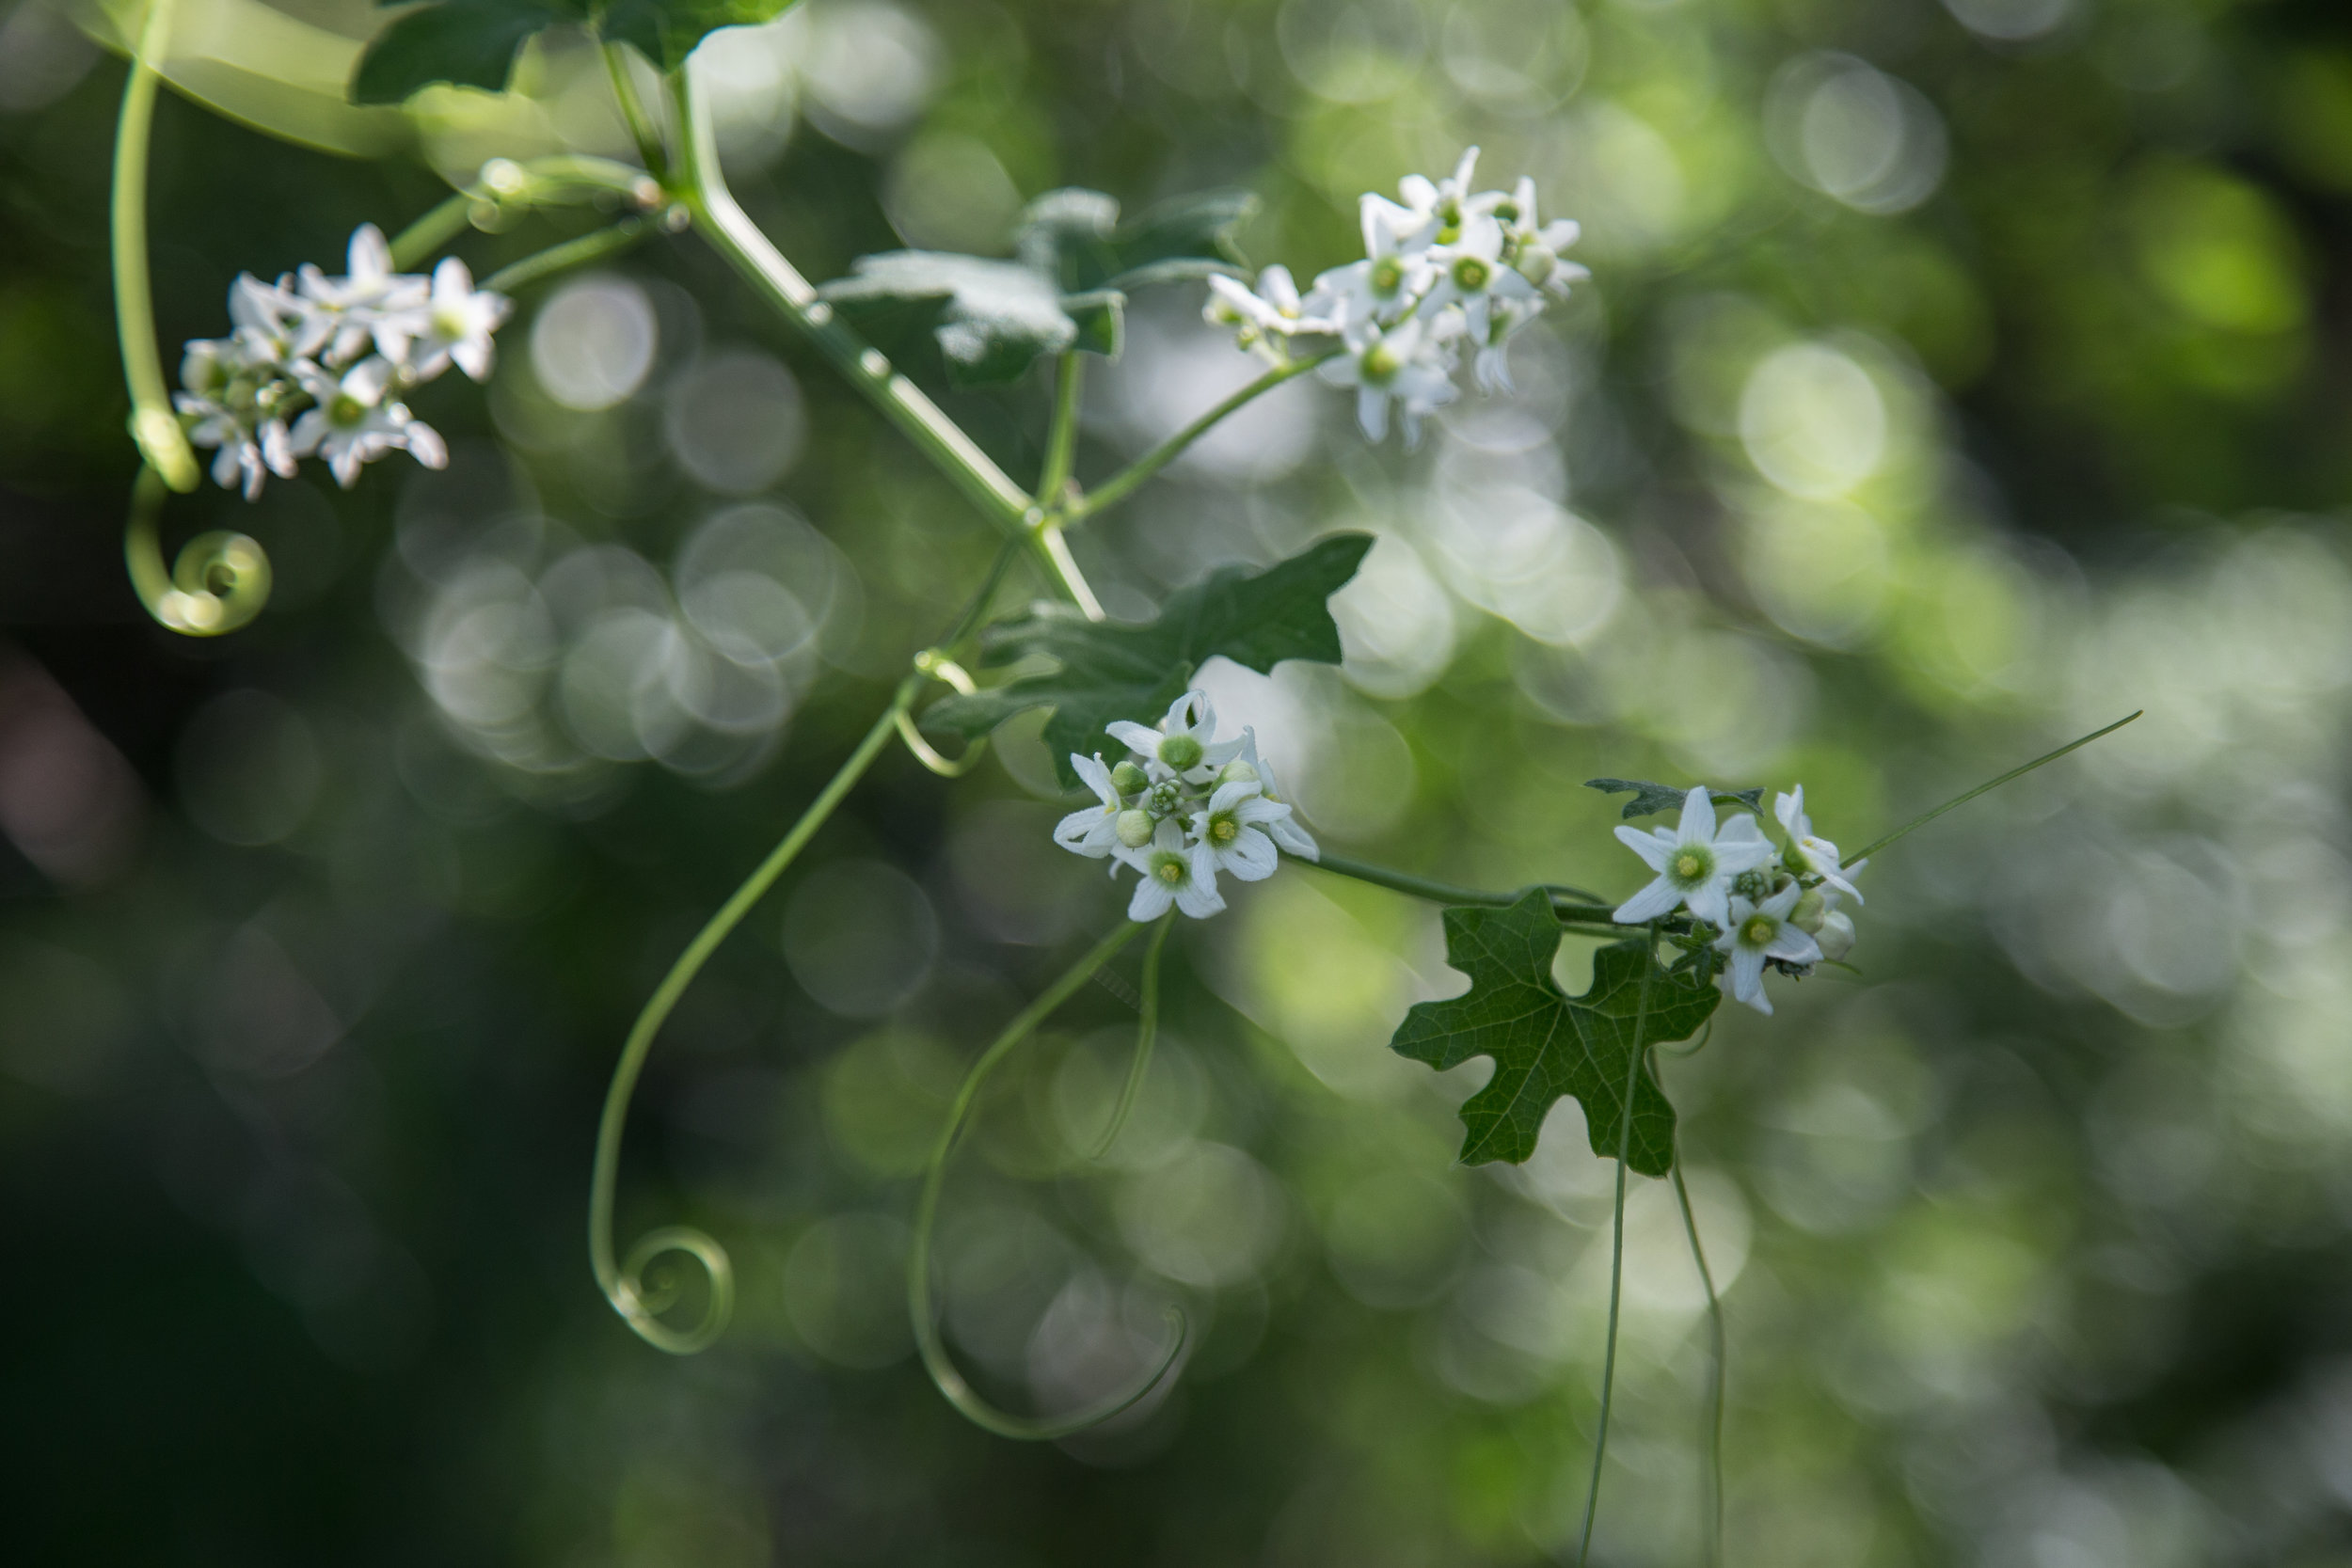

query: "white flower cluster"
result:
(1203, 147), (1586, 446)
(1053, 691), (1318, 922)
(1613, 785), (1865, 1016)
(175, 225), (510, 498)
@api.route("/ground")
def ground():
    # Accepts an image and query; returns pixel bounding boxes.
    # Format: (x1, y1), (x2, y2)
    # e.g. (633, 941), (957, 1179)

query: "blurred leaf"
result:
(1391, 893), (1718, 1172)
(923, 533), (1374, 786)
(1013, 187), (1253, 293)
(600, 0), (799, 71)
(351, 0), (574, 105)
(1586, 779), (1767, 820)
(821, 252), (1089, 388)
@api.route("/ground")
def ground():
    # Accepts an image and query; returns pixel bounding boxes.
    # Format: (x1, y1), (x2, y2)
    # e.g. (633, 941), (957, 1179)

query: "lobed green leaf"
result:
(351, 0), (795, 104)
(1391, 891), (1719, 1173)
(921, 533), (1374, 787)
(1586, 778), (1766, 821)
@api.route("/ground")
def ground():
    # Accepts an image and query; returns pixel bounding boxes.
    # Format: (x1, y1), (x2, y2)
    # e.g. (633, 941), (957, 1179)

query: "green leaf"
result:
(1013, 187), (1253, 293)
(600, 0), (796, 71)
(1585, 778), (1767, 821)
(351, 0), (572, 104)
(921, 533), (1375, 787)
(1390, 891), (1720, 1173)
(820, 252), (1086, 388)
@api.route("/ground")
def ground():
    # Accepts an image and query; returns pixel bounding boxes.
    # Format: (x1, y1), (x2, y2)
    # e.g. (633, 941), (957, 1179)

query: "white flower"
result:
(1189, 779), (1289, 882)
(1055, 752), (1128, 859)
(1713, 882), (1822, 1015)
(226, 274), (322, 366)
(1231, 728), (1318, 861)
(1495, 176), (1588, 299)
(1205, 264), (1337, 360)
(288, 357), (446, 487)
(1105, 690), (1244, 784)
(1419, 215), (1539, 342)
(176, 337), (297, 499)
(1774, 786), (1864, 903)
(1470, 297), (1543, 395)
(1316, 314), (1459, 446)
(298, 225), (429, 365)
(1612, 785), (1776, 927)
(385, 256), (511, 382)
(1305, 198), (1436, 341)
(1383, 147), (1499, 253)
(1116, 818), (1226, 921)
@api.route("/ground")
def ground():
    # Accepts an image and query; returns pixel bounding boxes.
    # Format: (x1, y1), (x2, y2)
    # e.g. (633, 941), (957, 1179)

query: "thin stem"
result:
(111, 0), (197, 491)
(669, 62), (1104, 620)
(1036, 351), (1083, 506)
(1090, 912), (1172, 1159)
(590, 677), (915, 1352)
(601, 38), (669, 179)
(1672, 1161), (1725, 1568)
(123, 467), (272, 636)
(910, 920), (1187, 1439)
(1063, 348), (1341, 526)
(1578, 919), (1659, 1567)
(481, 218), (654, 294)
(1841, 710), (2141, 868)
(388, 155), (656, 271)
(1295, 849), (1605, 916)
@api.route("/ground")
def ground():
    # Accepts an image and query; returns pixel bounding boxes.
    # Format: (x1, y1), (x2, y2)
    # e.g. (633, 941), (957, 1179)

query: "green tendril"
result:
(1293, 849), (1605, 916)
(111, 0), (197, 495)
(1062, 347), (1343, 527)
(1841, 710), (2142, 867)
(480, 217), (657, 296)
(1090, 912), (1173, 1160)
(124, 466), (270, 636)
(909, 920), (1188, 1440)
(1673, 1160), (1726, 1568)
(1577, 918), (1658, 1566)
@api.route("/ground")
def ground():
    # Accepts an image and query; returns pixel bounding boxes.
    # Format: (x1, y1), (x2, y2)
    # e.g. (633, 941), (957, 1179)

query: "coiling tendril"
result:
(125, 467), (272, 636)
(896, 651), (989, 778)
(1089, 911), (1172, 1159)
(909, 920), (1189, 1440)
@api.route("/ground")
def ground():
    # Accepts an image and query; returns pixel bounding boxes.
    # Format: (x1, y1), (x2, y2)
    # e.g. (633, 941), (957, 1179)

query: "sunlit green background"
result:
(5, 0), (2352, 1560)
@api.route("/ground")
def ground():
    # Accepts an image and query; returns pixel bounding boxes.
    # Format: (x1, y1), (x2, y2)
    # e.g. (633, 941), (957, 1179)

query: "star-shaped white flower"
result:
(298, 225), (429, 365)
(1304, 197), (1437, 341)
(1054, 752), (1129, 859)
(385, 256), (511, 383)
(1116, 818), (1226, 921)
(1205, 264), (1337, 361)
(1470, 297), (1543, 394)
(1714, 882), (1822, 1015)
(1188, 779), (1290, 882)
(1774, 786), (1864, 903)
(1382, 146), (1501, 253)
(1105, 690), (1244, 784)
(1495, 176), (1589, 300)
(1231, 728), (1318, 861)
(1316, 314), (1459, 446)
(288, 357), (446, 487)
(1419, 215), (1539, 342)
(1612, 785), (1776, 927)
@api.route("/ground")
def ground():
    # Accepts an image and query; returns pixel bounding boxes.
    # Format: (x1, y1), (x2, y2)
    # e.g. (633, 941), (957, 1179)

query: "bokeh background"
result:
(5, 0), (2352, 1560)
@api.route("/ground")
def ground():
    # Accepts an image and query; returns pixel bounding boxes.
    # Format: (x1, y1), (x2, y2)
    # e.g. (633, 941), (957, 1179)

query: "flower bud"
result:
(1218, 760), (1260, 787)
(1116, 809), (1155, 848)
(1110, 760), (1149, 797)
(1159, 734), (1204, 771)
(1789, 888), (1826, 934)
(1814, 911), (1855, 962)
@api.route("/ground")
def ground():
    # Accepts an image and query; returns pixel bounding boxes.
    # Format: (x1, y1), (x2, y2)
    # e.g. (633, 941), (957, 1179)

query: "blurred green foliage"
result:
(5, 0), (2352, 1561)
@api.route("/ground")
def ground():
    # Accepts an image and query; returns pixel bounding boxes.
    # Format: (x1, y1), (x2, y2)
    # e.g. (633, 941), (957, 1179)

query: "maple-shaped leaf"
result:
(1586, 778), (1766, 821)
(921, 533), (1372, 788)
(1391, 891), (1720, 1174)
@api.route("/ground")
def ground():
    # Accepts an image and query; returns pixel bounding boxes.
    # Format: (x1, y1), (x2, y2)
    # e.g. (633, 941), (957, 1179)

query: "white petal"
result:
(1128, 878), (1173, 922)
(1684, 880), (1730, 929)
(1713, 837), (1777, 876)
(1775, 788), (1803, 835)
(1729, 946), (1769, 1007)
(1677, 785), (1716, 845)
(1760, 881), (1804, 920)
(1615, 824), (1676, 872)
(1105, 721), (1162, 757)
(1269, 817), (1319, 860)
(1055, 806), (1114, 853)
(1072, 752), (1119, 807)
(1613, 877), (1680, 925)
(1221, 827), (1279, 881)
(1767, 927), (1822, 964)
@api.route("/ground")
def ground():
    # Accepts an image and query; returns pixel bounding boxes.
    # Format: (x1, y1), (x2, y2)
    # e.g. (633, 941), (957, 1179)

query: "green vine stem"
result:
(1840, 710), (2142, 867)
(112, 0), (197, 493)
(480, 217), (657, 295)
(1090, 911), (1172, 1158)
(1297, 849), (1606, 918)
(1673, 1160), (1726, 1568)
(599, 38), (670, 180)
(1576, 919), (1661, 1566)
(668, 61), (1104, 620)
(388, 154), (661, 271)
(1036, 351), (1083, 508)
(124, 466), (271, 635)
(908, 918), (1190, 1439)
(1061, 348), (1343, 526)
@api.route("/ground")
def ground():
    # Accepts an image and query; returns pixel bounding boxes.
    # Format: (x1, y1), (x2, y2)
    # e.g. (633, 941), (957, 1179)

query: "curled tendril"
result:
(910, 920), (1189, 1440)
(896, 650), (988, 778)
(1090, 912), (1172, 1160)
(611, 1225), (737, 1355)
(125, 467), (273, 636)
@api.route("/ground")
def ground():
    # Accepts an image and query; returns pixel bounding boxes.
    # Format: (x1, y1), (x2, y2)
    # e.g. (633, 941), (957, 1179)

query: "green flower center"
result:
(1671, 847), (1711, 884)
(1160, 734), (1203, 770)
(1741, 914), (1777, 945)
(1152, 855), (1186, 885)
(1361, 342), (1402, 383)
(329, 393), (366, 426)
(1451, 256), (1489, 291)
(1371, 257), (1405, 294)
(1210, 816), (1239, 845)
(434, 306), (469, 340)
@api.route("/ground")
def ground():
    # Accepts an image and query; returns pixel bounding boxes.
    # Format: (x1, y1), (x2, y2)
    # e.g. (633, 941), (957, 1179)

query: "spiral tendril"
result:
(1090, 912), (1172, 1160)
(125, 467), (273, 636)
(910, 920), (1190, 1440)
